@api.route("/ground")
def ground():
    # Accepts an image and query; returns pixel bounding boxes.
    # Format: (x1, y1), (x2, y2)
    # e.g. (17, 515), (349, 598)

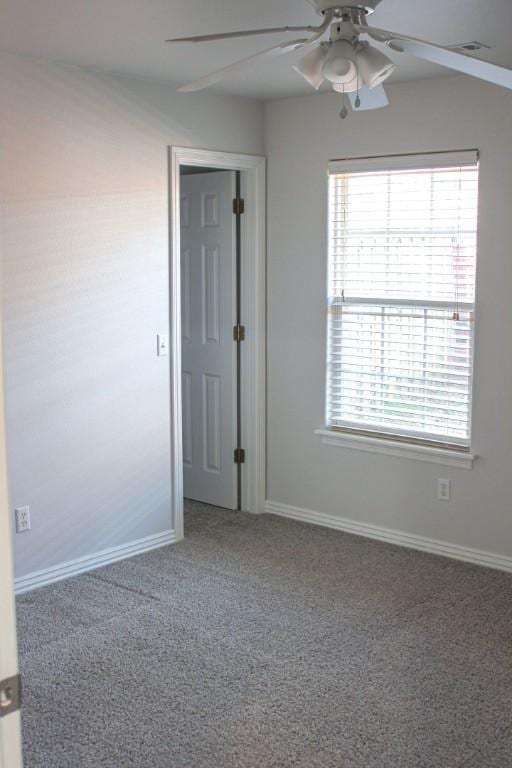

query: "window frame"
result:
(322, 150), (479, 462)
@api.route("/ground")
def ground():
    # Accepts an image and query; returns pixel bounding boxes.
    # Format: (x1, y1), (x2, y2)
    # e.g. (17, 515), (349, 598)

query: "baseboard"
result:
(14, 529), (178, 594)
(265, 500), (512, 574)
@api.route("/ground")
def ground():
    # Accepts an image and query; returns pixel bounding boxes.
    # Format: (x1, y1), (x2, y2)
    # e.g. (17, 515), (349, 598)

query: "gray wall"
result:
(265, 75), (512, 558)
(0, 52), (264, 578)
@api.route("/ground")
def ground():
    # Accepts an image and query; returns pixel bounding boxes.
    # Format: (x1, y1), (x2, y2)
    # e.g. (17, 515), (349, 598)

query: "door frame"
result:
(169, 147), (266, 539)
(0, 327), (23, 765)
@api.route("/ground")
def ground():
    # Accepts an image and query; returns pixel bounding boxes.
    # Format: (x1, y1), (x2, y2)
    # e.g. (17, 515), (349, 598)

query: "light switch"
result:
(157, 334), (169, 357)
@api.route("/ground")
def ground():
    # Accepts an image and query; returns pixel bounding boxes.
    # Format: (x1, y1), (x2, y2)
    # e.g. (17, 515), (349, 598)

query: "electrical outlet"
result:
(15, 506), (31, 533)
(437, 479), (451, 502)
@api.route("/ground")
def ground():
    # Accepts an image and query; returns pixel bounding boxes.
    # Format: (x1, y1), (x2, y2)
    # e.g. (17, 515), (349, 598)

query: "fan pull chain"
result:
(339, 86), (348, 120)
(354, 75), (361, 109)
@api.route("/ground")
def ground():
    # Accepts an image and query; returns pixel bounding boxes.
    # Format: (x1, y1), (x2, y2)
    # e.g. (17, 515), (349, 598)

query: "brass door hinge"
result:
(0, 674), (21, 717)
(234, 448), (246, 465)
(232, 197), (245, 216)
(233, 324), (245, 342)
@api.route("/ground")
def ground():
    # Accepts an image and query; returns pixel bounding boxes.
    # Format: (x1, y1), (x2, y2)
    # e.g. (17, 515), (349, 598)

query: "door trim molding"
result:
(169, 147), (266, 536)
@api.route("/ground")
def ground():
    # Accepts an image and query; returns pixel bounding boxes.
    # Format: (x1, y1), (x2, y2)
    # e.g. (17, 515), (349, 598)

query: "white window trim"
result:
(325, 149), (479, 457)
(315, 428), (475, 469)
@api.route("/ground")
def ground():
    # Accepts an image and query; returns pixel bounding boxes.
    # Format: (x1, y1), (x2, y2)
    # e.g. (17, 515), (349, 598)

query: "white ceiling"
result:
(1, 0), (512, 100)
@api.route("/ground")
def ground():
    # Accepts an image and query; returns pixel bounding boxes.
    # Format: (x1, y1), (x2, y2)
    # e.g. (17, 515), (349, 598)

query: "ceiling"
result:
(1, 0), (512, 100)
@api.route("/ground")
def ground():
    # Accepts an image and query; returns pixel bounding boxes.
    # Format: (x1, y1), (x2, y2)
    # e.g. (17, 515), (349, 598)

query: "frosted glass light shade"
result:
(293, 45), (327, 90)
(332, 75), (359, 94)
(322, 40), (357, 85)
(356, 44), (396, 88)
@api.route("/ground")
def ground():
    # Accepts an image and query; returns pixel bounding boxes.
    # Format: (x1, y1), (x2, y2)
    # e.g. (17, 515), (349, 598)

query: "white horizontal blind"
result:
(327, 154), (479, 447)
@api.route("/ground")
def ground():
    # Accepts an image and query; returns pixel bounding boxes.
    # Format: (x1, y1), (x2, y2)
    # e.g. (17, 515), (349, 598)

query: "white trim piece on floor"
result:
(265, 500), (512, 574)
(14, 529), (177, 595)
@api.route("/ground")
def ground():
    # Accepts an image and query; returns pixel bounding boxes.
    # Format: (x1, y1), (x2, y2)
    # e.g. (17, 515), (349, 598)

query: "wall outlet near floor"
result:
(15, 505), (31, 533)
(437, 479), (451, 502)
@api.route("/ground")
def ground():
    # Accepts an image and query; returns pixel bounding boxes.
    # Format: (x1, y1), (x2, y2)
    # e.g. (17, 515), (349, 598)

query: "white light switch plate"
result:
(157, 334), (169, 357)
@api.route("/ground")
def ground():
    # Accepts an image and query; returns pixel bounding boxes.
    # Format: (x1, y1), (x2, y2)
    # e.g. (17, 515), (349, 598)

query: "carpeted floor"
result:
(16, 501), (512, 768)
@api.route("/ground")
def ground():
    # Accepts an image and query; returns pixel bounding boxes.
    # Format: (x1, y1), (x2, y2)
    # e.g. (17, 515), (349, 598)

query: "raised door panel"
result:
(202, 373), (221, 474)
(182, 371), (193, 468)
(180, 194), (190, 228)
(201, 192), (219, 228)
(201, 245), (220, 345)
(181, 247), (192, 342)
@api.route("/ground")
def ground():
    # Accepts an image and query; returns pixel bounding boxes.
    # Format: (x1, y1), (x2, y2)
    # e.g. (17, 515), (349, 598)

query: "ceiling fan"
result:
(166, 0), (512, 117)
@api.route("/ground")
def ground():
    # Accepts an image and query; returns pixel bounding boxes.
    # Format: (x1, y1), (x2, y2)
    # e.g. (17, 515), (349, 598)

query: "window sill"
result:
(314, 428), (475, 469)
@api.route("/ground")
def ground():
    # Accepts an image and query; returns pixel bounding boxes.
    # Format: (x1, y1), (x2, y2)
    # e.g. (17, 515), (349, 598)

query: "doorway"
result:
(169, 147), (266, 539)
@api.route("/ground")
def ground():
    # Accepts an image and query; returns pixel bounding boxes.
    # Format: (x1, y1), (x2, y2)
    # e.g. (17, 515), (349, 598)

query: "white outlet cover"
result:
(438, 479), (451, 501)
(15, 505), (31, 533)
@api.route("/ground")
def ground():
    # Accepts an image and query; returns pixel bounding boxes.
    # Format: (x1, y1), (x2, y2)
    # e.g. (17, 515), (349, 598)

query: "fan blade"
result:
(166, 26), (316, 44)
(359, 24), (512, 91)
(177, 12), (333, 93)
(177, 38), (308, 92)
(348, 84), (389, 110)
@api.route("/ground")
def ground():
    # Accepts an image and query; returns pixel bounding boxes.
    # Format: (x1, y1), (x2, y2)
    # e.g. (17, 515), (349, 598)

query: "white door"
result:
(0, 319), (23, 766)
(180, 171), (237, 510)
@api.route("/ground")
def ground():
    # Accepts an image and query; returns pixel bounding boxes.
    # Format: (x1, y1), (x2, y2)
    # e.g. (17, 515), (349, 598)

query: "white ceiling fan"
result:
(166, 0), (512, 117)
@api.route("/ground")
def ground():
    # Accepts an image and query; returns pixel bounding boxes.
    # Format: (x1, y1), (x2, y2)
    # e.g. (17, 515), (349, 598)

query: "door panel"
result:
(181, 248), (192, 341)
(203, 373), (221, 473)
(180, 171), (237, 510)
(202, 245), (220, 343)
(182, 371), (193, 468)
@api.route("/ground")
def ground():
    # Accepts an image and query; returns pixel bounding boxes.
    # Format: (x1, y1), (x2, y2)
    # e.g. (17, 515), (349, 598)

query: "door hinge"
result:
(0, 674), (21, 717)
(232, 197), (245, 216)
(233, 324), (245, 342)
(234, 448), (246, 465)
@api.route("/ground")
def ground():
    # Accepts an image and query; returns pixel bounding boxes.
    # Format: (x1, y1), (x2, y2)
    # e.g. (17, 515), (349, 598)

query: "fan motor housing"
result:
(312, 1), (382, 16)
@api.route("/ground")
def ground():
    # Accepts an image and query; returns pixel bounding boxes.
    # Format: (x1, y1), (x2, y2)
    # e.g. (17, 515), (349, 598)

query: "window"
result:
(326, 151), (479, 450)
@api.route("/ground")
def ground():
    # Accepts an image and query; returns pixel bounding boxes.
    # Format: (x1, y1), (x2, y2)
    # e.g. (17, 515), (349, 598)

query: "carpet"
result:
(16, 501), (512, 767)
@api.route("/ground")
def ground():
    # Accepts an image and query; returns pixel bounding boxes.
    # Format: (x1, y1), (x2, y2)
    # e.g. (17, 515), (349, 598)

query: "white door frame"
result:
(169, 147), (266, 538)
(0, 328), (23, 765)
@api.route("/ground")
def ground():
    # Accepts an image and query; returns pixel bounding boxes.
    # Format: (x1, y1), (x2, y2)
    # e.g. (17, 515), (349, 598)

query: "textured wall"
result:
(0, 52), (264, 578)
(265, 76), (512, 558)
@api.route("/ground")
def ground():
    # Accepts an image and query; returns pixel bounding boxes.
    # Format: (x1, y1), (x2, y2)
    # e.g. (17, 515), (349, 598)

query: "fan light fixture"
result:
(293, 45), (327, 90)
(356, 43), (396, 88)
(322, 40), (357, 85)
(295, 38), (394, 98)
(332, 76), (359, 94)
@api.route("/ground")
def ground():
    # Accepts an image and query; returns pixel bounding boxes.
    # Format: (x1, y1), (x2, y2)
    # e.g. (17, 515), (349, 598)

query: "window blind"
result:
(326, 153), (479, 448)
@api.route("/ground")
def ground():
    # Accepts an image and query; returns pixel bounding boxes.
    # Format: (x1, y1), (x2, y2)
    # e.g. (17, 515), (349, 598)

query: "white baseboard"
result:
(265, 500), (512, 574)
(14, 529), (178, 594)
